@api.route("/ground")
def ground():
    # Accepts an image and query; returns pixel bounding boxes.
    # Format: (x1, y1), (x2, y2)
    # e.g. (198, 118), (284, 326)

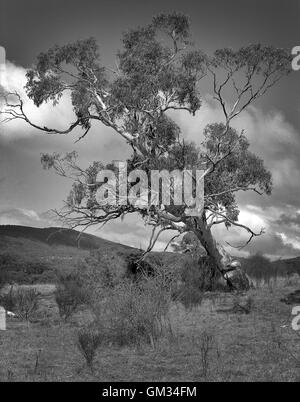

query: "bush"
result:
(0, 285), (15, 311)
(93, 275), (173, 347)
(199, 331), (216, 378)
(77, 327), (103, 372)
(125, 251), (158, 277)
(55, 273), (90, 320)
(55, 285), (78, 321)
(15, 289), (39, 321)
(55, 284), (87, 321)
(173, 256), (222, 308)
(0, 252), (55, 285)
(22, 262), (46, 275)
(284, 273), (299, 287)
(73, 252), (124, 305)
(0, 288), (39, 321)
(38, 269), (58, 283)
(0, 269), (8, 290)
(243, 254), (277, 283)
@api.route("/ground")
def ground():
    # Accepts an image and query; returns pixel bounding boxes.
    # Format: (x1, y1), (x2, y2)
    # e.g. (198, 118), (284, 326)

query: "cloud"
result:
(211, 203), (300, 260)
(0, 207), (54, 227)
(0, 60), (130, 165)
(233, 107), (300, 209)
(274, 212), (300, 228)
(276, 232), (300, 251)
(1, 61), (75, 140)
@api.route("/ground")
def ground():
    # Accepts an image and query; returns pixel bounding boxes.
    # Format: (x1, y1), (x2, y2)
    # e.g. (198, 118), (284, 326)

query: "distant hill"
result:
(238, 254), (300, 279)
(0, 225), (299, 285)
(0, 225), (133, 251)
(0, 224), (183, 285)
(273, 256), (300, 275)
(0, 225), (136, 284)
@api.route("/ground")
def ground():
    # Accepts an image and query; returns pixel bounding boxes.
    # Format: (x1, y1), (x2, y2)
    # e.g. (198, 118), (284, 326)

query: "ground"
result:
(0, 278), (299, 382)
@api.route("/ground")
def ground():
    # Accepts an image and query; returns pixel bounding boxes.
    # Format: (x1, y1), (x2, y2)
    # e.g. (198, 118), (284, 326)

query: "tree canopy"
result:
(0, 12), (292, 263)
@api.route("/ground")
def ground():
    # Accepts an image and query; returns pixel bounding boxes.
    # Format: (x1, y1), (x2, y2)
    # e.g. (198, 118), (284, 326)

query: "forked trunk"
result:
(190, 214), (251, 291)
(191, 215), (234, 290)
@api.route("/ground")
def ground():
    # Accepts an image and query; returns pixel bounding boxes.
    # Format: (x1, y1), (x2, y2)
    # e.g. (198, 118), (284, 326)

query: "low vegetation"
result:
(0, 227), (299, 381)
(243, 254), (299, 284)
(0, 287), (39, 322)
(0, 275), (299, 381)
(55, 273), (90, 321)
(77, 327), (104, 372)
(0, 253), (57, 285)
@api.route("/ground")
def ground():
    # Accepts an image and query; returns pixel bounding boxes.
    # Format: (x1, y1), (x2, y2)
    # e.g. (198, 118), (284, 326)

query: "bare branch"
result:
(164, 233), (181, 251)
(207, 207), (265, 248)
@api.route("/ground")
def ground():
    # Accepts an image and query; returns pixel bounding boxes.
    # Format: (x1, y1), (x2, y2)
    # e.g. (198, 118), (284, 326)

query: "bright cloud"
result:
(277, 232), (300, 251)
(1, 61), (75, 140)
(0, 207), (53, 227)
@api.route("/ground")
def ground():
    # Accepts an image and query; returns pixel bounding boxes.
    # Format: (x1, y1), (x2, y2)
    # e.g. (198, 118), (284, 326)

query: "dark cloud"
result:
(241, 232), (300, 259)
(274, 213), (300, 228)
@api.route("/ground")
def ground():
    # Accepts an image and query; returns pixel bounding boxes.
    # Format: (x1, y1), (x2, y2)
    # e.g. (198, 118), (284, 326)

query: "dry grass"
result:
(0, 277), (299, 382)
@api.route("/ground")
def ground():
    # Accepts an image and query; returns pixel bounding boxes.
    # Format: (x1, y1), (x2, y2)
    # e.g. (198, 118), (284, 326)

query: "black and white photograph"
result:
(0, 0), (300, 385)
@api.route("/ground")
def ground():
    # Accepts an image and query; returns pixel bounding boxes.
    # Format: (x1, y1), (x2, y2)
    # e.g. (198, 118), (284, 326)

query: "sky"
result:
(0, 0), (300, 259)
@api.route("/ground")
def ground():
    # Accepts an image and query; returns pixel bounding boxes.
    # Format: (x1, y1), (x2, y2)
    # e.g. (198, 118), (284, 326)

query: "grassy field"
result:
(0, 225), (300, 382)
(1, 278), (299, 382)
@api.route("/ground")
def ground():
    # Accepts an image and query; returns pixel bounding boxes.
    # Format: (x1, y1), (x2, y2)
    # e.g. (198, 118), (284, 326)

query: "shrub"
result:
(284, 273), (299, 287)
(55, 283), (87, 321)
(0, 252), (54, 285)
(38, 269), (58, 283)
(93, 275), (173, 347)
(13, 288), (39, 321)
(126, 251), (157, 277)
(243, 254), (278, 284)
(188, 329), (218, 379)
(0, 268), (8, 290)
(23, 262), (46, 275)
(55, 285), (77, 321)
(73, 252), (124, 305)
(55, 271), (90, 320)
(199, 331), (216, 378)
(77, 327), (103, 372)
(173, 256), (221, 308)
(0, 285), (15, 311)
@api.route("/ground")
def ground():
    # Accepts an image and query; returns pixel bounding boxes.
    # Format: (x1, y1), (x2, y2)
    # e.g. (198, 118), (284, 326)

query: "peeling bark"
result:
(191, 214), (235, 290)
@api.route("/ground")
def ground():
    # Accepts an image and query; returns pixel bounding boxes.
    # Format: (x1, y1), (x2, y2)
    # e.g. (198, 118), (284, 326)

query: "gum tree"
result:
(0, 13), (291, 289)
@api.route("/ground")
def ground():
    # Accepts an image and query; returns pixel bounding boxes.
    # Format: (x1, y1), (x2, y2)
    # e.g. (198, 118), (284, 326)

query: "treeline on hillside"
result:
(0, 253), (57, 285)
(242, 254), (299, 282)
(1, 247), (299, 289)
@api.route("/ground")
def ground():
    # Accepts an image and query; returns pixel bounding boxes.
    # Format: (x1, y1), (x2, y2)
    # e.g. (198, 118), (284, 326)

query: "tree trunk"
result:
(190, 214), (234, 290)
